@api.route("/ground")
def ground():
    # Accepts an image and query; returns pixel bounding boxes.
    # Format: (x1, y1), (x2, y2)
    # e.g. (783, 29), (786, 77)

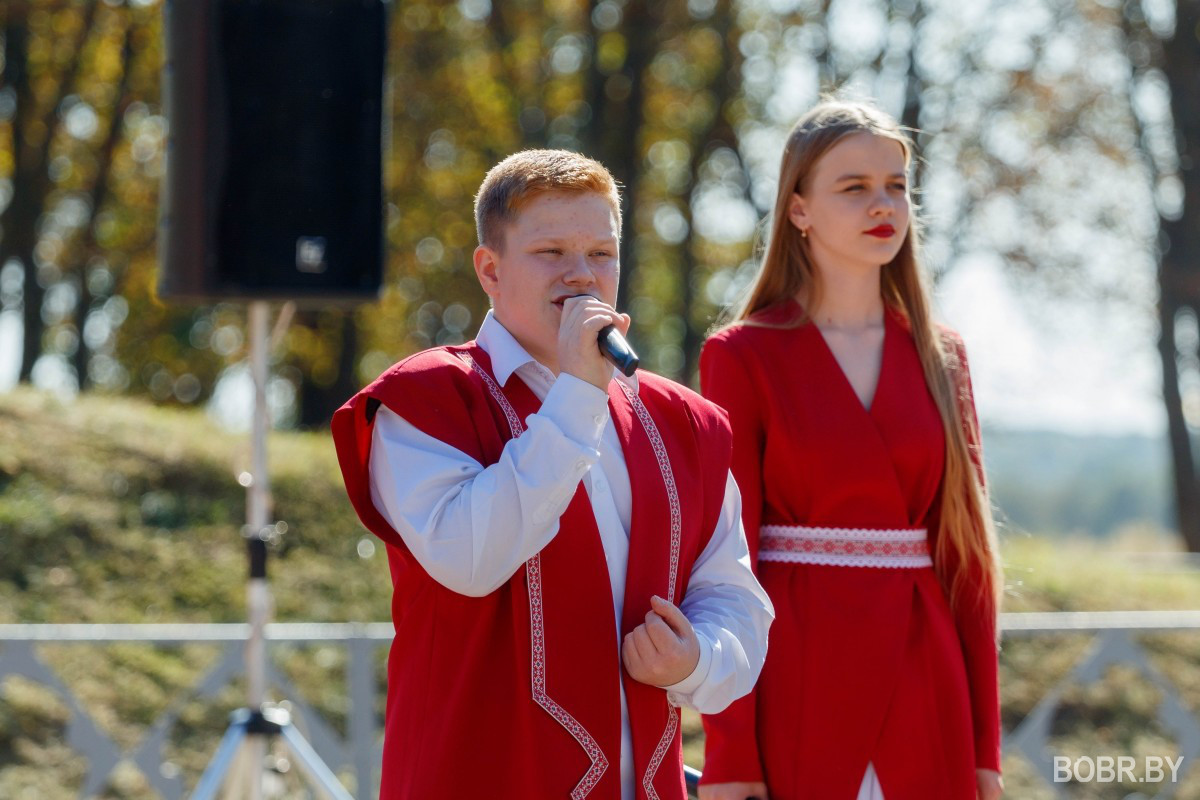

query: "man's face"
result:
(474, 190), (620, 370)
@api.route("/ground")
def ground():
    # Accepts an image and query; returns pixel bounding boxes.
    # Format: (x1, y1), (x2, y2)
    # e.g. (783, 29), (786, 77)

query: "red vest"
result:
(332, 343), (733, 800)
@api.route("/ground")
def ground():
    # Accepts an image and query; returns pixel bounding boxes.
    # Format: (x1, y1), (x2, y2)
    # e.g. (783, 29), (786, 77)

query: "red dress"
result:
(332, 343), (734, 800)
(698, 301), (1000, 800)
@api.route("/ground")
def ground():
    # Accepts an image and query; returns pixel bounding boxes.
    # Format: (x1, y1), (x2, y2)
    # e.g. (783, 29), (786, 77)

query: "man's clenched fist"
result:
(622, 595), (700, 687)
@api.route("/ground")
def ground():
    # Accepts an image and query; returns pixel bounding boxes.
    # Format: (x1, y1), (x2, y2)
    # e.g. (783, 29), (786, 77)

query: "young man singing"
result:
(332, 150), (772, 800)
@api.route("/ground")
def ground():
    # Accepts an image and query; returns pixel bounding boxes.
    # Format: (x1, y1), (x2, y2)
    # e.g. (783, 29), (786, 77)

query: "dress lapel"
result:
(806, 306), (887, 416)
(801, 317), (911, 523)
(865, 312), (947, 525)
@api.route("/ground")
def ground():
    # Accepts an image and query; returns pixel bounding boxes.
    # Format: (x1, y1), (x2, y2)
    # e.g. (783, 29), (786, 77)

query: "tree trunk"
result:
(1, 18), (46, 384)
(898, 1), (928, 190)
(1158, 294), (1200, 550)
(296, 311), (360, 429)
(1, 1), (99, 382)
(1156, 0), (1200, 551)
(679, 0), (741, 382)
(484, 2), (546, 149)
(583, 0), (653, 317)
(72, 10), (135, 391)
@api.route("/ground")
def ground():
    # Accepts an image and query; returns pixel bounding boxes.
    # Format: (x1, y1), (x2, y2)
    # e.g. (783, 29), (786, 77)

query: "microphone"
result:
(599, 324), (639, 377)
(566, 293), (639, 376)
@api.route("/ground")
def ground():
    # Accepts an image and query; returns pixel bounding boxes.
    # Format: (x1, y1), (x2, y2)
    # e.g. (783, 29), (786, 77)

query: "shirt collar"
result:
(474, 310), (639, 393)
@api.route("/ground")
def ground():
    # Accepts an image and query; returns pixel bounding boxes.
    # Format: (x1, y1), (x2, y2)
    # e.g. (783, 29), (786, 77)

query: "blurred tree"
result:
(290, 308), (359, 428)
(1, 0), (779, 426)
(63, 4), (134, 391)
(672, 0), (744, 378)
(57, 2), (213, 407)
(886, 0), (1192, 550)
(0, 0), (1185, 530)
(1159, 0), (1200, 552)
(345, 0), (754, 420)
(1122, 0), (1200, 551)
(0, 1), (202, 403)
(0, 0), (97, 383)
(581, 0), (656, 316)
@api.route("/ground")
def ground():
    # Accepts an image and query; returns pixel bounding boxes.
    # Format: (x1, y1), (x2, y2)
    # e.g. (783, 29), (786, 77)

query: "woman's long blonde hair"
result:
(734, 100), (1001, 616)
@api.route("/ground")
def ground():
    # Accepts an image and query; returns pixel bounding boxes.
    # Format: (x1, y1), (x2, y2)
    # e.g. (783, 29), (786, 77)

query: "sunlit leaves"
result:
(1, 0), (1190, 428)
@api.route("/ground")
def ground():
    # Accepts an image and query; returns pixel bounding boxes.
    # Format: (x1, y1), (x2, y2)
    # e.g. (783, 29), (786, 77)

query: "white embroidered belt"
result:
(758, 525), (932, 569)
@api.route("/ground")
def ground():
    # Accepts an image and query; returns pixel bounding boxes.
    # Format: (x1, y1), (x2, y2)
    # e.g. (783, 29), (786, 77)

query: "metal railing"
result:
(999, 611), (1200, 800)
(2, 612), (1199, 799)
(0, 622), (392, 799)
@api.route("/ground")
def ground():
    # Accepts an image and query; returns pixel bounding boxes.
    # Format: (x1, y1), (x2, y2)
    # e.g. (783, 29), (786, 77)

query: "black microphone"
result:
(567, 294), (640, 377)
(599, 324), (639, 377)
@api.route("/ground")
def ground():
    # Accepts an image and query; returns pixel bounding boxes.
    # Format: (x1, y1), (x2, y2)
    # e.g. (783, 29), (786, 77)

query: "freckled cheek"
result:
(599, 266), (620, 301)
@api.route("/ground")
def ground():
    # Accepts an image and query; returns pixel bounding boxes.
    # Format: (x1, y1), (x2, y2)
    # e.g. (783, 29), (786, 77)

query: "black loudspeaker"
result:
(158, 0), (386, 303)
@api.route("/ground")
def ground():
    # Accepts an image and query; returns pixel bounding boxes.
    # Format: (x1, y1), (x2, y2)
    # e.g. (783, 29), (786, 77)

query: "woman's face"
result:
(787, 132), (910, 273)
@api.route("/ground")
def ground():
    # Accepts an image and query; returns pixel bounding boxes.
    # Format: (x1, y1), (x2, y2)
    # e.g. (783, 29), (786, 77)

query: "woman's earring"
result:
(800, 227), (809, 238)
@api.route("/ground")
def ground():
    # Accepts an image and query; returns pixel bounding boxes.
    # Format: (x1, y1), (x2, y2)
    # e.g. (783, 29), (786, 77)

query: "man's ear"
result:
(786, 192), (809, 232)
(473, 244), (500, 300)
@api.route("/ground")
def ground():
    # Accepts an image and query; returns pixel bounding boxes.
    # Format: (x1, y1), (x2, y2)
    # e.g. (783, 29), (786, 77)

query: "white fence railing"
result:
(2, 612), (1199, 799)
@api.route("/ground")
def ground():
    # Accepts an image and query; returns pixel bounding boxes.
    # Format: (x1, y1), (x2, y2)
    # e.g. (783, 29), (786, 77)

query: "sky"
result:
(936, 256), (1164, 435)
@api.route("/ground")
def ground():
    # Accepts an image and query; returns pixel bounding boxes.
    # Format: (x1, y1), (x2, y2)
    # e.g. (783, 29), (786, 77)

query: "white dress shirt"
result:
(368, 311), (773, 800)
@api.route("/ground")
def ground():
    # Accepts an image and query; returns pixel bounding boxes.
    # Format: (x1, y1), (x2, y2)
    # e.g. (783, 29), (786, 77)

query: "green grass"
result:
(0, 387), (391, 626)
(1001, 526), (1200, 613)
(2, 388), (1200, 798)
(0, 388), (388, 798)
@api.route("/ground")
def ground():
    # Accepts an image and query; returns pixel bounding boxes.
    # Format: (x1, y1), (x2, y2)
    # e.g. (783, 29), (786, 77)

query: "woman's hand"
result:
(976, 768), (1003, 799)
(697, 782), (768, 800)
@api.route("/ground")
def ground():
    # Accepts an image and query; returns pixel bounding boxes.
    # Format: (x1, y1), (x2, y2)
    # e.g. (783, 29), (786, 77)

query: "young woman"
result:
(697, 101), (1004, 800)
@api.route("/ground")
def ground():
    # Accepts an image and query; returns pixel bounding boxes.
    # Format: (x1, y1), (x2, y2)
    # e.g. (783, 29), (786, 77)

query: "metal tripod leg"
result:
(189, 705), (352, 800)
(190, 712), (251, 800)
(278, 720), (354, 800)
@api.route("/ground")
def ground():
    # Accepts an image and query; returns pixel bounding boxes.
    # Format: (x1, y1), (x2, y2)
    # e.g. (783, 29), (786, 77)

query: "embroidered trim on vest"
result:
(758, 525), (932, 569)
(618, 384), (682, 599)
(617, 382), (682, 800)
(457, 351), (608, 799)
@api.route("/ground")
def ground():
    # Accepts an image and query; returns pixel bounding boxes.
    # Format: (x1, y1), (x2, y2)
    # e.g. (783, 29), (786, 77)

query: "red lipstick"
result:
(865, 225), (896, 238)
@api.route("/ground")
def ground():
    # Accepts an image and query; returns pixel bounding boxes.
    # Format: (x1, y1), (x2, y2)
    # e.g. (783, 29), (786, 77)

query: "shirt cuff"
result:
(664, 632), (713, 708)
(537, 373), (611, 449)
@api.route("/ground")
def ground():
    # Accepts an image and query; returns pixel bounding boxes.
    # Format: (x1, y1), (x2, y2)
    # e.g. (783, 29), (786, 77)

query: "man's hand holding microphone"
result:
(557, 294), (635, 390)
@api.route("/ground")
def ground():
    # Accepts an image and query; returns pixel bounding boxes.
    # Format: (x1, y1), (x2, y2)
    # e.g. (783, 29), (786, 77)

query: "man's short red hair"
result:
(474, 149), (622, 249)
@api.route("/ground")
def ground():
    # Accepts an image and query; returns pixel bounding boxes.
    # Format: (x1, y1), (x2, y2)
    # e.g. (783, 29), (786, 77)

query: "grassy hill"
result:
(0, 388), (393, 798)
(0, 387), (391, 626)
(2, 389), (1200, 798)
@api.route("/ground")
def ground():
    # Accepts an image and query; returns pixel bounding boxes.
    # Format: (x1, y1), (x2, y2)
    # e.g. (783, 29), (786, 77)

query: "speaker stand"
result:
(189, 301), (351, 800)
(190, 707), (352, 800)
